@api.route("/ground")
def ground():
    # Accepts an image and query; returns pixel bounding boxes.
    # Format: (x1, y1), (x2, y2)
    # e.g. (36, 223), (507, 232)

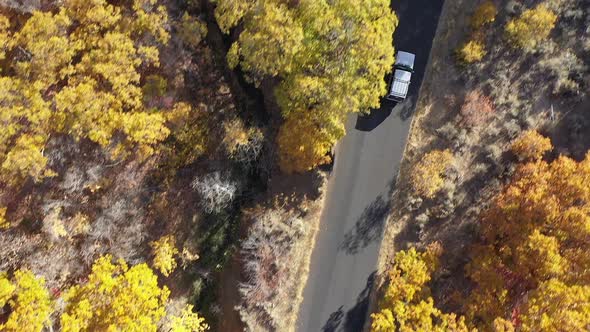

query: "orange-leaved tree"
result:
(465, 136), (590, 330)
(460, 90), (495, 127)
(510, 129), (552, 161)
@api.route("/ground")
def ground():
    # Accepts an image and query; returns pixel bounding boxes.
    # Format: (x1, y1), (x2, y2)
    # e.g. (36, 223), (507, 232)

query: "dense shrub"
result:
(238, 209), (309, 331)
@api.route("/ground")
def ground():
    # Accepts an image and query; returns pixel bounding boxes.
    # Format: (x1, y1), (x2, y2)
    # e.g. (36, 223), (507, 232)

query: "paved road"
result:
(295, 1), (445, 331)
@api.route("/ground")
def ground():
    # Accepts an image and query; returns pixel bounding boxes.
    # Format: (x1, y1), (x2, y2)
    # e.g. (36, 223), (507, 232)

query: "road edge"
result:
(285, 174), (331, 332)
(361, 0), (454, 330)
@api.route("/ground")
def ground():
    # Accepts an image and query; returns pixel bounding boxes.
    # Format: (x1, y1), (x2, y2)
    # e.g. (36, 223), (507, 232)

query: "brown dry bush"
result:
(460, 90), (495, 128)
(237, 209), (309, 331)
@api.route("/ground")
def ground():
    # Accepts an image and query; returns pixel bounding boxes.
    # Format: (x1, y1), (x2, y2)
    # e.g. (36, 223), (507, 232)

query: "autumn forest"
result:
(1, 0), (589, 331)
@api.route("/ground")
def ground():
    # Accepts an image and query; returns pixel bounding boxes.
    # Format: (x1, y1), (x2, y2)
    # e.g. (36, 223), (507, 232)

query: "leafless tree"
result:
(231, 130), (264, 167)
(191, 172), (239, 213)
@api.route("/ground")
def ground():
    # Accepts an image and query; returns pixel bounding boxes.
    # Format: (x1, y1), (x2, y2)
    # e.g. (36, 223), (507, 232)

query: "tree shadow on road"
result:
(339, 178), (397, 255)
(338, 196), (390, 255)
(342, 271), (376, 332)
(321, 306), (344, 332)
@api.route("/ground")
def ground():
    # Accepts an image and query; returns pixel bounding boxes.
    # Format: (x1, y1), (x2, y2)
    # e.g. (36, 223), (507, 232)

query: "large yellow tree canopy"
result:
(215, 0), (398, 172)
(0, 0), (170, 186)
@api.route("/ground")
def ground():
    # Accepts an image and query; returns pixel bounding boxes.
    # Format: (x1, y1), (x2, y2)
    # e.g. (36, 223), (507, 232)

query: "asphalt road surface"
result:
(295, 1), (445, 331)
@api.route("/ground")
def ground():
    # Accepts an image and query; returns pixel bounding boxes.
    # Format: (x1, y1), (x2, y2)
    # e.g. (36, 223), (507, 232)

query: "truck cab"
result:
(386, 51), (415, 101)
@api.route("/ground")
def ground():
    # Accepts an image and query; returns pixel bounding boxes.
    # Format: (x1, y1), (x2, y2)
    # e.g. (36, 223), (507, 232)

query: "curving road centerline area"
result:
(295, 1), (445, 331)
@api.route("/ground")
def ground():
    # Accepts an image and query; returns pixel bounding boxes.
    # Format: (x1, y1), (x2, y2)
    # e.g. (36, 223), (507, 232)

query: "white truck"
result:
(386, 51), (415, 101)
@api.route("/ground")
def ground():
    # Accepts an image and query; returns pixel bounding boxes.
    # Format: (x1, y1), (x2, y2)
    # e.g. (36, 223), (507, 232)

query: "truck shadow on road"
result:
(355, 97), (415, 132)
(355, 105), (394, 131)
(338, 177), (397, 255)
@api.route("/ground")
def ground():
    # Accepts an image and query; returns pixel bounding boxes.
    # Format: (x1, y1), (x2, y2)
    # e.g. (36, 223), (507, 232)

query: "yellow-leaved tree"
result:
(0, 270), (53, 332)
(0, 0), (173, 187)
(61, 255), (170, 331)
(168, 304), (210, 332)
(216, 0), (397, 172)
(411, 149), (454, 198)
(505, 4), (557, 50)
(0, 207), (8, 229)
(0, 14), (10, 64)
(277, 110), (341, 173)
(371, 244), (471, 332)
(457, 40), (486, 64)
(465, 136), (590, 330)
(151, 235), (179, 277)
(61, 254), (208, 331)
